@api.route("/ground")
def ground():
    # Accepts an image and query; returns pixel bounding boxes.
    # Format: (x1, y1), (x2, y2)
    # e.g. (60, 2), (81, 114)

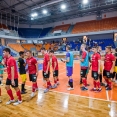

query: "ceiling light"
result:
(61, 4), (66, 10)
(31, 12), (38, 17)
(31, 17), (34, 20)
(42, 9), (47, 14)
(83, 0), (88, 4)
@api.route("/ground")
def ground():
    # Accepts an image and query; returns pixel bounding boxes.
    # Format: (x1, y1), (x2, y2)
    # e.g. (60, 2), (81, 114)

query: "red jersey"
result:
(26, 57), (37, 74)
(91, 53), (100, 71)
(43, 53), (50, 72)
(7, 56), (18, 79)
(52, 55), (58, 71)
(3, 56), (8, 66)
(104, 53), (115, 71)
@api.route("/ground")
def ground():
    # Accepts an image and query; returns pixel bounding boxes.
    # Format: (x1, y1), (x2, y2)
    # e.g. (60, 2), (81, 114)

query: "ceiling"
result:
(0, 0), (117, 25)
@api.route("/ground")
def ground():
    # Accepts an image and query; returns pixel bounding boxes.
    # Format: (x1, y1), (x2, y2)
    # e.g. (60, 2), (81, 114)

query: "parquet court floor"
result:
(0, 61), (117, 117)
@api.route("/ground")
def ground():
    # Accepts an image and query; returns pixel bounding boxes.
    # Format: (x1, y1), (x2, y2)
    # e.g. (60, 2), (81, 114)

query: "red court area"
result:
(19, 62), (117, 102)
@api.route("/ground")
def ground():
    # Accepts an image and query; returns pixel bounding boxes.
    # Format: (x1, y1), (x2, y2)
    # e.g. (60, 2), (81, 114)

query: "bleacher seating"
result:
(52, 24), (70, 33)
(8, 44), (24, 52)
(0, 46), (17, 56)
(72, 17), (117, 34)
(18, 28), (42, 38)
(40, 27), (52, 38)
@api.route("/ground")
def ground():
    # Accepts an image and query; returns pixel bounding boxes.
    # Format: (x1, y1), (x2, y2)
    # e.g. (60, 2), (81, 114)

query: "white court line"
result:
(106, 90), (109, 101)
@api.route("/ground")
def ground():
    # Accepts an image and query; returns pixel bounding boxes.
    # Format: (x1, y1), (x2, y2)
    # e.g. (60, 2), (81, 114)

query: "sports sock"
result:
(35, 82), (38, 89)
(54, 79), (57, 84)
(105, 79), (109, 85)
(82, 78), (87, 87)
(116, 73), (117, 80)
(99, 74), (102, 83)
(7, 89), (14, 100)
(93, 81), (96, 88)
(57, 78), (59, 82)
(47, 81), (51, 89)
(21, 84), (24, 92)
(112, 72), (115, 79)
(96, 82), (101, 88)
(108, 81), (112, 88)
(32, 83), (36, 92)
(69, 79), (73, 88)
(16, 90), (22, 101)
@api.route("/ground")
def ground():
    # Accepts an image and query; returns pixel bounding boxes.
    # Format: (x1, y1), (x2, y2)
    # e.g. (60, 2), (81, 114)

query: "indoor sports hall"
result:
(0, 0), (117, 117)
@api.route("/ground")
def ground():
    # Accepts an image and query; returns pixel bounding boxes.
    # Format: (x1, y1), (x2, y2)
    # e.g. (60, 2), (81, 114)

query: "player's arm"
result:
(64, 57), (70, 63)
(35, 62), (38, 75)
(53, 61), (57, 71)
(111, 60), (115, 73)
(11, 66), (15, 86)
(46, 61), (50, 73)
(80, 52), (86, 62)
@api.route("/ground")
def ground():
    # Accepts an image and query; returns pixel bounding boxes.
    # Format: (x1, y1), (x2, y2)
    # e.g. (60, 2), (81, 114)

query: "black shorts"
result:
(80, 69), (87, 78)
(29, 74), (37, 82)
(6, 78), (18, 88)
(43, 71), (50, 78)
(53, 70), (58, 77)
(92, 71), (98, 80)
(103, 70), (112, 79)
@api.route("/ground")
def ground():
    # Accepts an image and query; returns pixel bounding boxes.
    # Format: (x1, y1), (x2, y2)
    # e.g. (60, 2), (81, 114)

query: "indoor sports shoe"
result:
(106, 87), (112, 91)
(67, 84), (70, 87)
(115, 80), (117, 84)
(67, 87), (74, 91)
(52, 84), (57, 88)
(81, 87), (88, 91)
(57, 82), (60, 85)
(6, 100), (15, 105)
(44, 88), (49, 93)
(30, 92), (35, 97)
(100, 82), (105, 86)
(21, 91), (27, 94)
(96, 88), (102, 92)
(90, 88), (97, 91)
(13, 100), (22, 106)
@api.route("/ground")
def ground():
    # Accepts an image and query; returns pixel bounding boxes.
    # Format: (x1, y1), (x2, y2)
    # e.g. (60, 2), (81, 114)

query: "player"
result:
(0, 55), (4, 86)
(97, 46), (105, 86)
(112, 48), (117, 83)
(61, 45), (74, 90)
(26, 50), (38, 97)
(3, 48), (22, 105)
(90, 46), (101, 92)
(79, 44), (89, 91)
(18, 51), (27, 94)
(103, 46), (115, 90)
(41, 48), (56, 93)
(49, 50), (59, 87)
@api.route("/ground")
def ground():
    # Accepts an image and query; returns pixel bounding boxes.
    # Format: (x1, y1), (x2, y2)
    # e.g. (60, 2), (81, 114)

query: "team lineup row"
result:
(0, 44), (116, 105)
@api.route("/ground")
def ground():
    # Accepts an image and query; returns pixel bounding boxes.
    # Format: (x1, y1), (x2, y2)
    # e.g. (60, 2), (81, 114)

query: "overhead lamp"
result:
(61, 4), (66, 10)
(31, 12), (38, 17)
(42, 9), (48, 14)
(83, 0), (88, 4)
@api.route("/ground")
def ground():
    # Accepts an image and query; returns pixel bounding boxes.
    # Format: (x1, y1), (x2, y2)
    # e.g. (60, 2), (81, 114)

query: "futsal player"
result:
(79, 44), (89, 91)
(26, 50), (38, 97)
(112, 47), (117, 83)
(97, 46), (105, 86)
(3, 48), (22, 105)
(18, 51), (27, 94)
(90, 46), (102, 92)
(61, 45), (74, 90)
(49, 50), (59, 87)
(41, 48), (55, 93)
(103, 46), (115, 90)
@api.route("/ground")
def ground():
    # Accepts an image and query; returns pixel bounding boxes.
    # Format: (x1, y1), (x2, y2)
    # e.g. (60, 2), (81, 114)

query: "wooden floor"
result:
(0, 61), (117, 117)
